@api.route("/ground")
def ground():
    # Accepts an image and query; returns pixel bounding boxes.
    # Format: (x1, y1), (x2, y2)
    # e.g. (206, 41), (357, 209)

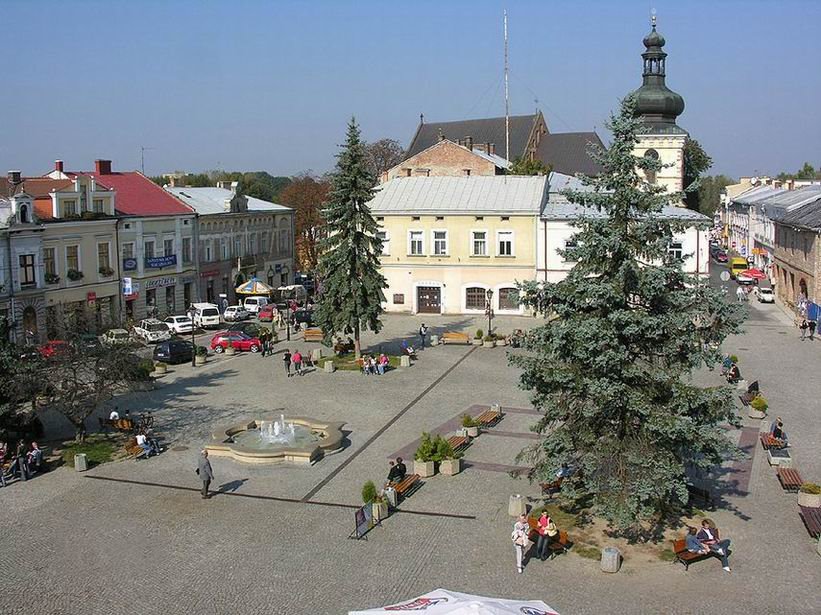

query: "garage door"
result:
(417, 286), (441, 314)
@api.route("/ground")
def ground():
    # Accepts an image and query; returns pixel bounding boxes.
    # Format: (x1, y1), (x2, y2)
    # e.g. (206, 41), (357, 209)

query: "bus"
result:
(729, 257), (748, 280)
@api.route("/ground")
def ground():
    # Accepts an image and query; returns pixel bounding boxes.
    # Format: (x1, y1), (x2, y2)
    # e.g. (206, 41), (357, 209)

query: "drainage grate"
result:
(171, 446), (189, 452)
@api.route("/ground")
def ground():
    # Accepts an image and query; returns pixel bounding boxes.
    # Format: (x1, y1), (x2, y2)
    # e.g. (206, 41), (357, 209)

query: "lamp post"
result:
(485, 288), (494, 337)
(281, 265), (291, 341)
(187, 306), (196, 367)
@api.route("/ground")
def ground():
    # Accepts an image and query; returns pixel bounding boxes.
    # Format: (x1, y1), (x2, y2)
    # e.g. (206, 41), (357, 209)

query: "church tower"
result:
(632, 16), (688, 201)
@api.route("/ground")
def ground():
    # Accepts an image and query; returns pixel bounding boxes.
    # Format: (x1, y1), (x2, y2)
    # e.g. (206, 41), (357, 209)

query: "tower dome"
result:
(632, 19), (685, 130)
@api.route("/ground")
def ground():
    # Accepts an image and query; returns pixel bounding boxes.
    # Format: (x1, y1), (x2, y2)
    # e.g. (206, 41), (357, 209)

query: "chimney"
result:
(465, 136), (473, 150)
(487, 142), (495, 155)
(55, 160), (64, 173)
(95, 159), (112, 175)
(7, 170), (22, 185)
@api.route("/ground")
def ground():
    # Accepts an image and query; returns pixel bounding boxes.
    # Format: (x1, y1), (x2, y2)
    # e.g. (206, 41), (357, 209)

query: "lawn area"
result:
(60, 434), (120, 467)
(319, 354), (402, 371)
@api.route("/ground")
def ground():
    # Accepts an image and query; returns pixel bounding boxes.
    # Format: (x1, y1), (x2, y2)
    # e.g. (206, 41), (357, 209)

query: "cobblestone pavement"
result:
(2, 306), (820, 615)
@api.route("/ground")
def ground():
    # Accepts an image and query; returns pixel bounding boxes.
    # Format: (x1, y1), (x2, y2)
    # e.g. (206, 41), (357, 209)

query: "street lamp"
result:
(485, 288), (494, 337)
(187, 305), (196, 367)
(280, 265), (291, 341)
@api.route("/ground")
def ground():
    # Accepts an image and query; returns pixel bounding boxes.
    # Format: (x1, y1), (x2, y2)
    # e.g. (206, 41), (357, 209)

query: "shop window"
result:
(498, 287), (519, 310)
(465, 287), (486, 310)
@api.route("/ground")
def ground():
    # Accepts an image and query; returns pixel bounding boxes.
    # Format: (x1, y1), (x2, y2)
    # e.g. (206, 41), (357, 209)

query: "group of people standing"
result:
(1, 440), (43, 486)
(511, 510), (559, 574)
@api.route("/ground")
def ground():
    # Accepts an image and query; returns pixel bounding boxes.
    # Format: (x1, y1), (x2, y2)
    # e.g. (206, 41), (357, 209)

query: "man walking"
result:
(197, 450), (214, 499)
(809, 319), (817, 341)
(282, 349), (292, 377)
(419, 323), (428, 349)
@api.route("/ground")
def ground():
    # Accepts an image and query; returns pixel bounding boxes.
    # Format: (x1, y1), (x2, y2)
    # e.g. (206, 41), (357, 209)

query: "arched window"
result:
(19, 204), (29, 223)
(644, 149), (659, 185)
(465, 287), (486, 310)
(498, 287), (519, 311)
(279, 219), (291, 256)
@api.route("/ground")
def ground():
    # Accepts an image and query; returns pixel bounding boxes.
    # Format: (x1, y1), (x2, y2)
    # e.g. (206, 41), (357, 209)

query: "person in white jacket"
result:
(511, 513), (530, 574)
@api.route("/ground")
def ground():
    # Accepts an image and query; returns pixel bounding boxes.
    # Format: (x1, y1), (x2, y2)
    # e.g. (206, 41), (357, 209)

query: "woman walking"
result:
(511, 513), (530, 574)
(535, 511), (558, 561)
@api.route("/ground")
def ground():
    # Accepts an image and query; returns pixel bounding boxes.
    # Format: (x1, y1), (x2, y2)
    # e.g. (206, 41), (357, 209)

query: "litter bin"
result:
(74, 453), (88, 472)
(384, 487), (397, 509)
(601, 547), (622, 573)
(508, 494), (526, 517)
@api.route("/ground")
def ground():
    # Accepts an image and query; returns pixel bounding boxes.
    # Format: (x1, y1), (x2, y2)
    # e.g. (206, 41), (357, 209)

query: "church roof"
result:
(406, 115), (538, 160)
(536, 132), (604, 176)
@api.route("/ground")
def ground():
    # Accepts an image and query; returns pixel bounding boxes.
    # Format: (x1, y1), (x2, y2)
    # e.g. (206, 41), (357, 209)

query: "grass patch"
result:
(60, 435), (118, 467)
(574, 545), (601, 560)
(658, 548), (677, 562)
(319, 355), (401, 371)
(529, 503), (580, 531)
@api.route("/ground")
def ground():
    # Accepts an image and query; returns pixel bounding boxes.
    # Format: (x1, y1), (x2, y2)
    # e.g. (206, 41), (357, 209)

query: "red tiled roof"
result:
(1, 177), (73, 198)
(33, 197), (54, 220)
(71, 171), (194, 216)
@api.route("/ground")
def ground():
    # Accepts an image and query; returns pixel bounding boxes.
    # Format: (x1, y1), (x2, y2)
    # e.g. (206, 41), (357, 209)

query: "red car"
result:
(258, 304), (276, 322)
(38, 340), (70, 359)
(714, 250), (728, 263)
(210, 331), (262, 353)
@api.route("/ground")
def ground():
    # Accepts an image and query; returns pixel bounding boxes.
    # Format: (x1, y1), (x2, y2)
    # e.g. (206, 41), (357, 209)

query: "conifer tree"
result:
(512, 96), (745, 534)
(315, 118), (387, 358)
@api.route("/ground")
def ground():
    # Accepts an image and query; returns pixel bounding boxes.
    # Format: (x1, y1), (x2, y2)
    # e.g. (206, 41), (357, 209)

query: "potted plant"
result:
(66, 268), (84, 281)
(98, 265), (115, 277)
(483, 334), (496, 348)
(413, 432), (437, 478)
(436, 438), (462, 476)
(496, 333), (508, 346)
(225, 341), (237, 356)
(362, 480), (388, 521)
(749, 395), (768, 419)
(798, 483), (821, 508)
(472, 329), (484, 346)
(461, 414), (480, 438)
(195, 345), (208, 366)
(45, 272), (60, 284)
(153, 361), (168, 375)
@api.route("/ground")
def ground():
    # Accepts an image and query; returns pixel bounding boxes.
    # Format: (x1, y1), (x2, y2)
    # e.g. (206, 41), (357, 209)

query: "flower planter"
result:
(466, 426), (479, 438)
(372, 501), (389, 522)
(798, 491), (821, 508)
(430, 334), (439, 346)
(194, 354), (207, 366)
(440, 458), (462, 476)
(472, 338), (482, 346)
(482, 340), (495, 348)
(225, 346), (236, 356)
(748, 408), (766, 420)
(414, 459), (435, 478)
(153, 363), (167, 375)
(498, 338), (508, 346)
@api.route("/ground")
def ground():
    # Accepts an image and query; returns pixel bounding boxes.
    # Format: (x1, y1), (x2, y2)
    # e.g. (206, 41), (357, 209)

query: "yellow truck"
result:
(729, 257), (748, 279)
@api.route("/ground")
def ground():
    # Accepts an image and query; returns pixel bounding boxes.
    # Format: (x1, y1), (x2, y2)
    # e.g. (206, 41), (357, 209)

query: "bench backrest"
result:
(673, 539), (686, 553)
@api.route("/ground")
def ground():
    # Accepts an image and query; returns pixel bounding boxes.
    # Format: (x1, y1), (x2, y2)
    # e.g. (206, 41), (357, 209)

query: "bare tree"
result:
(364, 138), (405, 182)
(279, 172), (331, 271)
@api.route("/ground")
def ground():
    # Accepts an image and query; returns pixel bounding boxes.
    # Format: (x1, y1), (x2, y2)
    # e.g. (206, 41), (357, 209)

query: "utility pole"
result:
(140, 146), (155, 175)
(504, 9), (510, 165)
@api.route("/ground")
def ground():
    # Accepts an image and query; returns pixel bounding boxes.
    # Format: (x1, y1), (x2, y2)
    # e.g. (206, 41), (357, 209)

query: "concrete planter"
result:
(472, 338), (482, 346)
(153, 362), (167, 375)
(482, 340), (495, 348)
(466, 426), (479, 438)
(323, 360), (336, 373)
(194, 354), (207, 366)
(498, 338), (508, 346)
(767, 448), (792, 467)
(225, 345), (236, 356)
(372, 501), (389, 522)
(440, 458), (462, 476)
(400, 355), (411, 367)
(430, 334), (439, 346)
(600, 547), (622, 573)
(414, 459), (435, 478)
(748, 408), (766, 419)
(798, 491), (821, 508)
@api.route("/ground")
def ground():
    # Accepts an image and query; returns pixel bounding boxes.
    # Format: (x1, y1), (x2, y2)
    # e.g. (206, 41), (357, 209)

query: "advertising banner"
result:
(145, 254), (177, 269)
(122, 258), (138, 271)
(122, 277), (133, 295)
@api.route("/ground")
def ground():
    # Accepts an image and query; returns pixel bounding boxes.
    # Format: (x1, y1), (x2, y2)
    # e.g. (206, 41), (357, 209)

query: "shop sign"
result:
(200, 269), (220, 278)
(122, 258), (138, 271)
(87, 292), (96, 306)
(144, 277), (177, 290)
(122, 277), (133, 295)
(145, 255), (177, 269)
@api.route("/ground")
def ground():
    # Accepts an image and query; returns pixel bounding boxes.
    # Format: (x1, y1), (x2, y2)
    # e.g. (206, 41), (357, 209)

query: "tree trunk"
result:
(354, 323), (361, 359)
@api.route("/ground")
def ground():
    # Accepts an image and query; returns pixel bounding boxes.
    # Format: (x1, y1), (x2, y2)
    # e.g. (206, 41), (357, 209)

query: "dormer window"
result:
(19, 204), (29, 223)
(64, 199), (77, 217)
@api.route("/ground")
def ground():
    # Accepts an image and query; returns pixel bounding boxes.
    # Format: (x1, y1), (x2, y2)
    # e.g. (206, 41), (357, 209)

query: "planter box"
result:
(440, 458), (462, 476)
(466, 426), (479, 438)
(798, 491), (821, 508)
(225, 346), (236, 356)
(372, 501), (389, 522)
(400, 355), (411, 367)
(430, 334), (439, 346)
(153, 363), (167, 375)
(498, 338), (508, 346)
(472, 338), (482, 346)
(748, 408), (766, 419)
(767, 448), (792, 467)
(194, 355), (207, 366)
(482, 340), (495, 348)
(414, 459), (435, 478)
(323, 360), (336, 373)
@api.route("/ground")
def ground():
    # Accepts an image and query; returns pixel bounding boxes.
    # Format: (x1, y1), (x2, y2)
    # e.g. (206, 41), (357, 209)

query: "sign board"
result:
(731, 241), (736, 248)
(144, 276), (177, 290)
(145, 255), (177, 269)
(87, 292), (96, 306)
(122, 277), (133, 295)
(350, 503), (374, 540)
(740, 246), (747, 256)
(122, 258), (138, 271)
(720, 271), (731, 282)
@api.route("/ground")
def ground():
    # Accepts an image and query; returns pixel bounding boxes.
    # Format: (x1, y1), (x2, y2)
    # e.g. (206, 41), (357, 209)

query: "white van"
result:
(192, 303), (221, 329)
(242, 296), (269, 314)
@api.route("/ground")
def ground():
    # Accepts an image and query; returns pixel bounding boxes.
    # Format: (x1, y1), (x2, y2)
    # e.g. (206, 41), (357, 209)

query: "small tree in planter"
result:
(798, 483), (821, 508)
(461, 414), (480, 438)
(483, 334), (496, 348)
(749, 395), (768, 419)
(362, 479), (388, 521)
(473, 329), (484, 346)
(195, 345), (208, 365)
(153, 361), (168, 375)
(414, 432), (437, 477)
(436, 437), (463, 476)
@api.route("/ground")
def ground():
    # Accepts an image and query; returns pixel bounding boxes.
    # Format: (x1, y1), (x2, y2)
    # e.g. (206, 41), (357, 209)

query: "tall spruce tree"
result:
(315, 118), (387, 358)
(512, 96), (745, 534)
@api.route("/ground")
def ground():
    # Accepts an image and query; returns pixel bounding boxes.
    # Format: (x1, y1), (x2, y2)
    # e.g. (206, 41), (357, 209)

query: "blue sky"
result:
(2, 0), (819, 179)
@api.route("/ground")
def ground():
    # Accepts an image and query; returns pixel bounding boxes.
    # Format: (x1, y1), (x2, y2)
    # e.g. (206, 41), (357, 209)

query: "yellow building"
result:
(369, 176), (546, 315)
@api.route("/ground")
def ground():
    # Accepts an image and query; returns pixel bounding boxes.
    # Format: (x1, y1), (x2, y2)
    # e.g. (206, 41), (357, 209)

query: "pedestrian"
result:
(10, 439), (29, 481)
(511, 513), (530, 574)
(535, 510), (557, 561)
(799, 318), (808, 340)
(197, 450), (214, 499)
(418, 323), (428, 349)
(282, 348), (292, 377)
(292, 349), (303, 376)
(809, 319), (817, 341)
(736, 286), (744, 303)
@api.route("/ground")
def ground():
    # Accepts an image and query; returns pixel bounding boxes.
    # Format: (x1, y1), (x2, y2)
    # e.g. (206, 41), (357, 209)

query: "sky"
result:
(2, 0), (819, 180)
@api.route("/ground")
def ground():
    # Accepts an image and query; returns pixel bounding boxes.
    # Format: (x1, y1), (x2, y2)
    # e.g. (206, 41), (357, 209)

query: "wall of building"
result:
(633, 134), (687, 198)
(772, 223), (820, 310)
(382, 140), (498, 183)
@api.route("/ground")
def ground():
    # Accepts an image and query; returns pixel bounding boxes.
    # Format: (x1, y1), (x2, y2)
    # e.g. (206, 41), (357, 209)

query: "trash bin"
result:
(600, 547), (622, 573)
(74, 453), (88, 472)
(508, 494), (526, 517)
(384, 487), (397, 509)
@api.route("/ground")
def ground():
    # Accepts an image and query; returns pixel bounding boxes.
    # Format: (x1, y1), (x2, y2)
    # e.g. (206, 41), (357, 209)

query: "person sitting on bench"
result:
(725, 363), (741, 384)
(769, 417), (789, 448)
(136, 432), (157, 457)
(26, 442), (43, 474)
(387, 457), (406, 483)
(696, 519), (732, 572)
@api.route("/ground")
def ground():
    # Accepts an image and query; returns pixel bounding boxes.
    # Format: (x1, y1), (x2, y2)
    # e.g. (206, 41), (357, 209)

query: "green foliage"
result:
(414, 432), (436, 462)
(682, 138), (713, 211)
(750, 396), (768, 413)
(432, 435), (460, 460)
(511, 95), (745, 535)
(461, 414), (480, 428)
(151, 171), (291, 202)
(196, 345), (208, 356)
(777, 162), (821, 182)
(0, 322), (43, 440)
(729, 355), (739, 363)
(799, 482), (821, 495)
(474, 329), (483, 339)
(61, 435), (118, 467)
(66, 269), (84, 281)
(510, 157), (551, 176)
(314, 118), (387, 358)
(697, 175), (736, 218)
(361, 480), (378, 504)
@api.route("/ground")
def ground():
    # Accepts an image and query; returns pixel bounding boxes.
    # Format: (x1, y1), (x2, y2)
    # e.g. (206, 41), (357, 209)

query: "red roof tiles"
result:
(71, 171), (194, 216)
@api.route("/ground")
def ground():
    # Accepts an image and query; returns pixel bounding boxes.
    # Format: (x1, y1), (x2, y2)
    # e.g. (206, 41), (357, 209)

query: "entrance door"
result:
(416, 286), (441, 314)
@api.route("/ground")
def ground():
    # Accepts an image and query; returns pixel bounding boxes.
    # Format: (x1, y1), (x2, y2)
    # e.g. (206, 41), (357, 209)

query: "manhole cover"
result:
(737, 347), (749, 350)
(171, 446), (189, 452)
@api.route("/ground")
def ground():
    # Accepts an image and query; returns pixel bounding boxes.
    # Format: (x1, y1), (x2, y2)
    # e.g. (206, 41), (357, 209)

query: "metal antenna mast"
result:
(140, 146), (155, 175)
(504, 9), (510, 164)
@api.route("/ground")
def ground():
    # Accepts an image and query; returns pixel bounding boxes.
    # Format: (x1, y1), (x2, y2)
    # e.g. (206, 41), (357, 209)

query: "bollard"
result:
(508, 494), (526, 517)
(400, 355), (411, 368)
(600, 547), (622, 573)
(323, 360), (335, 373)
(311, 348), (322, 362)
(74, 453), (88, 472)
(430, 334), (439, 346)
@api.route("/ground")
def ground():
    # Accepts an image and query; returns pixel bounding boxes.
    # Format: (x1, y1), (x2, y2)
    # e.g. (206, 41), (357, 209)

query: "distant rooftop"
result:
(165, 186), (291, 214)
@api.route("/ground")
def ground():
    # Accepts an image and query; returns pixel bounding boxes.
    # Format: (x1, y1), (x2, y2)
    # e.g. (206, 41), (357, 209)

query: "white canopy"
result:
(349, 588), (559, 615)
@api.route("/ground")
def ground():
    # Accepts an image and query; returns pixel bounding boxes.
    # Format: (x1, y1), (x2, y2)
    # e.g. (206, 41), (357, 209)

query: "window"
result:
(376, 231), (390, 255)
(43, 248), (56, 276)
(279, 220), (290, 255)
(222, 239), (229, 260)
(471, 231), (487, 256)
(465, 287), (486, 310)
(408, 230), (424, 255)
(165, 286), (176, 313)
(463, 169), (471, 176)
(182, 237), (192, 263)
(433, 230), (448, 256)
(183, 282), (192, 307)
(19, 254), (36, 287)
(668, 241), (683, 260)
(66, 245), (80, 270)
(93, 198), (104, 213)
(644, 149), (659, 185)
(164, 238), (174, 257)
(144, 240), (155, 259)
(97, 242), (111, 270)
(122, 242), (134, 260)
(234, 237), (242, 257)
(498, 287), (519, 311)
(63, 199), (77, 216)
(497, 231), (514, 256)
(204, 241), (212, 262)
(259, 232), (267, 254)
(248, 233), (257, 255)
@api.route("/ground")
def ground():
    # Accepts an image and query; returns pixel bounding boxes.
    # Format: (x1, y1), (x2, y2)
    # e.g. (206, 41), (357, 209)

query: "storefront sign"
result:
(87, 292), (96, 306)
(122, 258), (138, 271)
(200, 269), (220, 278)
(145, 255), (177, 269)
(144, 277), (177, 290)
(122, 277), (133, 295)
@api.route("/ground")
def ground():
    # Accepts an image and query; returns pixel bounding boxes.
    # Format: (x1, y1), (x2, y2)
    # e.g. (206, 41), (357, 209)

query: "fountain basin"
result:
(206, 417), (345, 465)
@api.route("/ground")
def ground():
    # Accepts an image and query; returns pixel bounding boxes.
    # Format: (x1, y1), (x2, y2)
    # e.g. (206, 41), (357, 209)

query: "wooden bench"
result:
(672, 538), (714, 570)
(303, 328), (324, 343)
(777, 467), (804, 492)
(759, 433), (784, 450)
(540, 477), (563, 497)
(475, 409), (503, 427)
(447, 435), (469, 453)
(798, 505), (821, 538)
(442, 332), (470, 345)
(124, 438), (147, 460)
(389, 473), (421, 500)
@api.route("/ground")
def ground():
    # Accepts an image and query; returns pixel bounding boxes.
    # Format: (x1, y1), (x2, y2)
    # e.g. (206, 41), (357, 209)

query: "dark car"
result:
(714, 250), (728, 263)
(153, 340), (194, 364)
(291, 309), (314, 327)
(226, 322), (263, 338)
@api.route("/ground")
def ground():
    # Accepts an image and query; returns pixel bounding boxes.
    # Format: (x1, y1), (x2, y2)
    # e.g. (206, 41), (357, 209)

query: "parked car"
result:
(225, 322), (264, 338)
(736, 273), (756, 286)
(101, 328), (132, 346)
(242, 296), (270, 314)
(134, 318), (172, 344)
(153, 339), (194, 364)
(76, 333), (101, 350)
(38, 340), (70, 359)
(224, 305), (250, 322)
(258, 304), (276, 322)
(210, 331), (262, 353)
(714, 250), (728, 263)
(755, 287), (775, 303)
(191, 302), (221, 329)
(164, 315), (194, 335)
